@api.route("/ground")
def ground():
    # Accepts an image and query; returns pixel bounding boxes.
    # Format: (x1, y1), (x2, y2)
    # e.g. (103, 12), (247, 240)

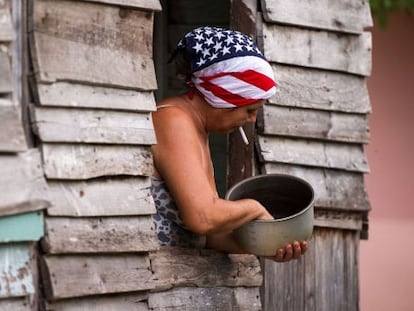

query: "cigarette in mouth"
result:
(239, 126), (249, 145)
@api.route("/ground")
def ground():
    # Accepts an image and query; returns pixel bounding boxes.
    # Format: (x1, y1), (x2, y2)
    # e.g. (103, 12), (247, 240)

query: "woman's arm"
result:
(151, 105), (272, 235)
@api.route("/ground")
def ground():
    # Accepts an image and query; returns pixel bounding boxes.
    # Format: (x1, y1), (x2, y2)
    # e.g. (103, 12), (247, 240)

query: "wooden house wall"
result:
(256, 0), (372, 310)
(0, 1), (49, 310)
(1, 0), (374, 309)
(27, 0), (160, 308)
(26, 0), (264, 310)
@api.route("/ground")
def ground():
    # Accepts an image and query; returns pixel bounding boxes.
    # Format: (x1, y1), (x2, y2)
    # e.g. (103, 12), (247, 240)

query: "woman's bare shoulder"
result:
(153, 96), (195, 126)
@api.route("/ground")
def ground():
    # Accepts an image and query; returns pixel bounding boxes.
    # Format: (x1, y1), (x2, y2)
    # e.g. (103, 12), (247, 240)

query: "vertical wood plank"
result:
(228, 0), (258, 188)
(0, 0), (14, 41)
(262, 228), (359, 311)
(0, 244), (35, 298)
(0, 51), (13, 93)
(0, 99), (27, 151)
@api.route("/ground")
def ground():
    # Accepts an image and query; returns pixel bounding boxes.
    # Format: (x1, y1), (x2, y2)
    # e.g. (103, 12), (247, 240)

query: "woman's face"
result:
(207, 101), (265, 133)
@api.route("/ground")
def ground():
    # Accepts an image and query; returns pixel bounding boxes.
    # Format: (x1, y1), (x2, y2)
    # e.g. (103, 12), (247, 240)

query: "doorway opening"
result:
(153, 0), (231, 197)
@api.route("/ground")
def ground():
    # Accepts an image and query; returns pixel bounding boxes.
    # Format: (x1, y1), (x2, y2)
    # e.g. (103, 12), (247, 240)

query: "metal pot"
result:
(225, 174), (315, 256)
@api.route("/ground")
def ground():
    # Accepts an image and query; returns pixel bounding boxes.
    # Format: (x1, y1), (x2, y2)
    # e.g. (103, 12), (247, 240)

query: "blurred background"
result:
(360, 8), (414, 311)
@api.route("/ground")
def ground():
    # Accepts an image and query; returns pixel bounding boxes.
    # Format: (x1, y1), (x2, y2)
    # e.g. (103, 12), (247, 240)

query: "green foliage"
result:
(370, 0), (414, 27)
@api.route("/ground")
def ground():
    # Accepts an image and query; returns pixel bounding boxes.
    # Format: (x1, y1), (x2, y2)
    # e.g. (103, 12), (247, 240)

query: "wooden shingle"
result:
(261, 0), (372, 34)
(29, 0), (157, 89)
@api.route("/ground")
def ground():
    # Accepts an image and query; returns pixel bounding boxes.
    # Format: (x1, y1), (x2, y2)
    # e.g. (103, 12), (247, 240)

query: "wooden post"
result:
(228, 0), (258, 188)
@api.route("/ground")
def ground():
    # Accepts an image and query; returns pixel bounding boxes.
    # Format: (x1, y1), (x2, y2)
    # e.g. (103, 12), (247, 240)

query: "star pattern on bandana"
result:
(177, 26), (265, 73)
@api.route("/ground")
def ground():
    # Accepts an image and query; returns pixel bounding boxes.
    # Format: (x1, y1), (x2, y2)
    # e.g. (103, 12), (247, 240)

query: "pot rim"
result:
(225, 173), (315, 223)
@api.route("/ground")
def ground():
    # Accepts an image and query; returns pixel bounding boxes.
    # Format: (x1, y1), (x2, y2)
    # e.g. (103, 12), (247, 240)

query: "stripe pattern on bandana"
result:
(175, 26), (277, 108)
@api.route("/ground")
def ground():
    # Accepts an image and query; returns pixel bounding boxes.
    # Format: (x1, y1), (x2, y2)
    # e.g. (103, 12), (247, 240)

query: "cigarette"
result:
(239, 126), (249, 145)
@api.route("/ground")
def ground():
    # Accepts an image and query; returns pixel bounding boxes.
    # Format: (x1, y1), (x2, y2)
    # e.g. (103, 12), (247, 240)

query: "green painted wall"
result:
(0, 211), (44, 242)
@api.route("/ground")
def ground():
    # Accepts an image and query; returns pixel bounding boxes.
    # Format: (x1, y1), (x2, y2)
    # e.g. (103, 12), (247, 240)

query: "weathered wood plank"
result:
(0, 99), (27, 151)
(0, 298), (31, 311)
(257, 136), (369, 173)
(0, 1), (13, 42)
(79, 0), (161, 11)
(0, 244), (35, 298)
(259, 105), (370, 143)
(261, 0), (372, 34)
(42, 143), (153, 179)
(42, 216), (158, 254)
(262, 228), (359, 311)
(30, 0), (157, 90)
(262, 163), (370, 211)
(150, 247), (262, 291)
(0, 51), (13, 93)
(263, 23), (372, 76)
(34, 82), (156, 111)
(0, 212), (44, 243)
(46, 292), (149, 311)
(269, 64), (371, 113)
(148, 287), (261, 311)
(41, 254), (154, 299)
(314, 209), (363, 231)
(227, 0), (258, 189)
(47, 177), (155, 216)
(0, 149), (50, 217)
(31, 106), (156, 145)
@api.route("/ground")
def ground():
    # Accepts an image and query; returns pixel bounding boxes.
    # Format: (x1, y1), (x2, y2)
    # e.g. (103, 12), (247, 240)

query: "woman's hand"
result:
(265, 240), (308, 262)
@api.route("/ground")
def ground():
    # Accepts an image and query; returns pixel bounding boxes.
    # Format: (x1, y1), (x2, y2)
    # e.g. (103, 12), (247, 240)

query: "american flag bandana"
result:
(175, 26), (277, 108)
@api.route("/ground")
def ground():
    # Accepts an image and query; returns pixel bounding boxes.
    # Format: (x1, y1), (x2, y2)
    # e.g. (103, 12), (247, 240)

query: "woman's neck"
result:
(180, 92), (210, 136)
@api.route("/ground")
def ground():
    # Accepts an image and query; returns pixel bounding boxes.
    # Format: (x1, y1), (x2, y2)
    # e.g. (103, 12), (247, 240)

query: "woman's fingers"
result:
(274, 247), (285, 261)
(292, 241), (302, 259)
(268, 240), (308, 262)
(300, 241), (308, 254)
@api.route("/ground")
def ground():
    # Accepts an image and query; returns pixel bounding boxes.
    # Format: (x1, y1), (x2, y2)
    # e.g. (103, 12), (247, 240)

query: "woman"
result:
(151, 26), (307, 262)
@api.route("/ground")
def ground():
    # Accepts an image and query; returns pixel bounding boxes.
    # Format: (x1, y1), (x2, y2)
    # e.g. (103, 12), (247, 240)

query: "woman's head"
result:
(172, 26), (277, 109)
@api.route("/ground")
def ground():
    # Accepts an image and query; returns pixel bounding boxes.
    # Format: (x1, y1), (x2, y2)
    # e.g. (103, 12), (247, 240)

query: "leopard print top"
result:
(150, 176), (206, 248)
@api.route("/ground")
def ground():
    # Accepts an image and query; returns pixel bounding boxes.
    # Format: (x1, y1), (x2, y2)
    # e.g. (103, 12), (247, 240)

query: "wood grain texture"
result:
(0, 99), (27, 151)
(46, 177), (155, 216)
(227, 0), (258, 189)
(46, 292), (149, 311)
(0, 1), (13, 41)
(261, 0), (372, 34)
(0, 298), (31, 311)
(0, 149), (50, 217)
(30, 0), (157, 89)
(78, 0), (161, 11)
(314, 209), (363, 230)
(0, 51), (13, 93)
(34, 82), (156, 111)
(150, 247), (262, 291)
(31, 106), (156, 145)
(148, 286), (261, 311)
(262, 228), (359, 311)
(257, 135), (369, 173)
(0, 244), (35, 298)
(42, 216), (158, 253)
(262, 163), (370, 211)
(269, 64), (371, 113)
(263, 23), (372, 76)
(259, 105), (369, 143)
(41, 254), (154, 299)
(42, 143), (153, 179)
